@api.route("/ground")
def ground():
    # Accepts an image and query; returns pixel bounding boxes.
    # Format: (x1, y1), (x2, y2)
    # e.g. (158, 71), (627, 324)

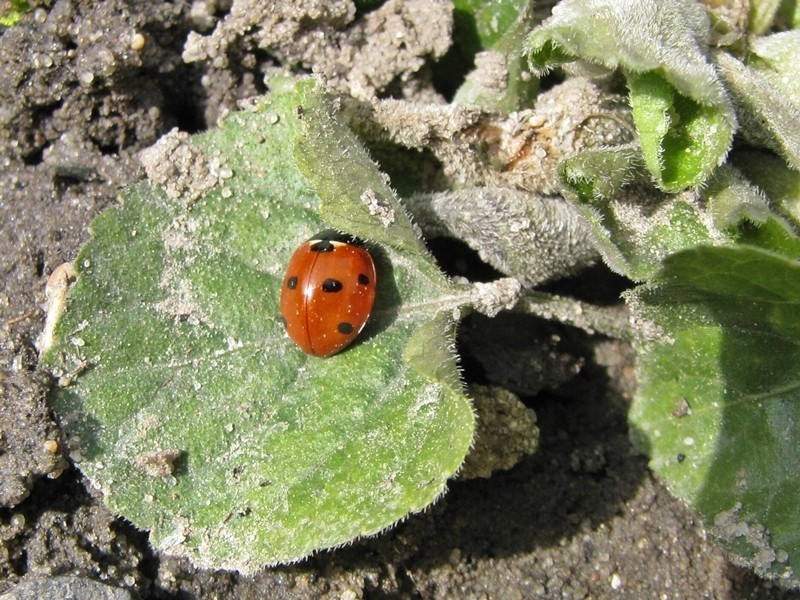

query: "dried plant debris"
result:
(133, 448), (183, 480)
(359, 77), (632, 192)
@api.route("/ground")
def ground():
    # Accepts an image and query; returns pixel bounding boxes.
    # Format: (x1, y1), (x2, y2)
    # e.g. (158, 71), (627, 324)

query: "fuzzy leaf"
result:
(629, 245), (800, 586)
(40, 77), (474, 572)
(749, 0), (782, 34)
(526, 0), (735, 190)
(526, 0), (726, 105)
(436, 0), (530, 101)
(575, 155), (800, 280)
(559, 144), (644, 203)
(715, 50), (800, 171)
(703, 165), (770, 231)
(628, 70), (735, 191)
(294, 85), (430, 258)
(750, 31), (800, 109)
(703, 165), (800, 258)
(453, 0), (529, 54)
(574, 190), (716, 281)
(733, 150), (800, 227)
(415, 187), (597, 287)
(453, 3), (539, 112)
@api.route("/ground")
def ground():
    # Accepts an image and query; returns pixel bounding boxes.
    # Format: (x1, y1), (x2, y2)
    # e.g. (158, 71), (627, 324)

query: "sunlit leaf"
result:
(629, 245), (800, 586)
(40, 77), (474, 572)
(715, 50), (800, 171)
(628, 71), (734, 191)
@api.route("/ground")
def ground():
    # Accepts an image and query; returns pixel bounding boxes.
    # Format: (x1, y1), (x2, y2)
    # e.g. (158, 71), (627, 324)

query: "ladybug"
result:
(280, 230), (377, 357)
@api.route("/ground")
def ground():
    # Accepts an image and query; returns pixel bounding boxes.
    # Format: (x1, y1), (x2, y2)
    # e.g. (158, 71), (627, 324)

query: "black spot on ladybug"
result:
(286, 276), (298, 290)
(310, 240), (335, 252)
(322, 278), (343, 292)
(358, 273), (370, 285)
(338, 322), (354, 335)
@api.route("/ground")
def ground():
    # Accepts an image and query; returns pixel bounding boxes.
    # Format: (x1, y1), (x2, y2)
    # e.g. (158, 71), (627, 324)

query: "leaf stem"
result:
(513, 290), (632, 339)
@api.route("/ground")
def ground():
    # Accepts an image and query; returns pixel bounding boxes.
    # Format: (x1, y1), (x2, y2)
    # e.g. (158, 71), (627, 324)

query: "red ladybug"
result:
(280, 231), (377, 357)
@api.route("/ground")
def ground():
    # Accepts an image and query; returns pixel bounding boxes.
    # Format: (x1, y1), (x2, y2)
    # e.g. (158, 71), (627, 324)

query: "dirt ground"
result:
(1, 1), (799, 598)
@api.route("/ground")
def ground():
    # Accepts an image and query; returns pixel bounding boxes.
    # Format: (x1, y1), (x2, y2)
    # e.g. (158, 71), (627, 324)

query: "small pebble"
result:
(130, 32), (146, 51)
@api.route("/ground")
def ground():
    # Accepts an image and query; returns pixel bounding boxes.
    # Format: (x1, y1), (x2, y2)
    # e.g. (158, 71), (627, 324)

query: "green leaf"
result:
(559, 144), (644, 203)
(526, 0), (725, 104)
(438, 0), (531, 100)
(40, 77), (474, 572)
(778, 0), (800, 28)
(715, 50), (800, 171)
(571, 157), (800, 281)
(703, 165), (770, 231)
(733, 150), (800, 227)
(735, 217), (800, 260)
(526, 0), (735, 190)
(453, 3), (539, 112)
(750, 31), (800, 109)
(574, 190), (716, 281)
(294, 86), (429, 259)
(703, 165), (800, 258)
(628, 71), (734, 191)
(453, 0), (529, 55)
(413, 187), (598, 287)
(629, 245), (800, 586)
(749, 0), (782, 34)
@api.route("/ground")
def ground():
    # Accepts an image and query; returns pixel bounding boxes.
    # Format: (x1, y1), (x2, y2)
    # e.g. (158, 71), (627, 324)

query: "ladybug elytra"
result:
(280, 231), (377, 357)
